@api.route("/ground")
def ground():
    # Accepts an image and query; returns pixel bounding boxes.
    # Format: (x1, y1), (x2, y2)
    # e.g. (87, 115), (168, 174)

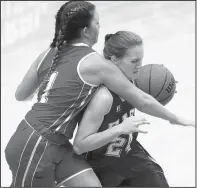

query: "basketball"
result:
(135, 64), (176, 106)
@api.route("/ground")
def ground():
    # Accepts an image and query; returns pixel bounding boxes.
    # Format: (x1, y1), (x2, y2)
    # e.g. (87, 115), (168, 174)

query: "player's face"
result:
(85, 9), (100, 46)
(117, 45), (143, 80)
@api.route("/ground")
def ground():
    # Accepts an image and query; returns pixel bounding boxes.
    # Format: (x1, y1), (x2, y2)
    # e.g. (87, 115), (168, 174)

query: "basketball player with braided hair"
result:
(73, 31), (170, 187)
(6, 1), (194, 187)
(6, 1), (103, 187)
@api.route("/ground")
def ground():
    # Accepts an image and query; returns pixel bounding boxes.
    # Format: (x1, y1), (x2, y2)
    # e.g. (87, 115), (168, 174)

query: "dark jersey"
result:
(85, 88), (165, 187)
(89, 87), (138, 160)
(36, 48), (57, 84)
(25, 44), (99, 143)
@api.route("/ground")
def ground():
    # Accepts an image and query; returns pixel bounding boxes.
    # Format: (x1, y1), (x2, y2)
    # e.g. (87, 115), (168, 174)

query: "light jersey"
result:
(88, 86), (138, 160)
(25, 44), (99, 143)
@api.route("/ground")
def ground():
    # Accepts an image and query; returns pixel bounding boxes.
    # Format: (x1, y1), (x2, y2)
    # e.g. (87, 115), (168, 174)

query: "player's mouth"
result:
(133, 70), (140, 74)
(133, 67), (141, 74)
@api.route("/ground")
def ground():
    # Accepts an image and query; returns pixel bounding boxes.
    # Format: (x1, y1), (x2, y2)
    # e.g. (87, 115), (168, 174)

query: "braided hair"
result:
(50, 1), (75, 48)
(56, 1), (95, 50)
(38, 1), (96, 103)
(37, 2), (74, 102)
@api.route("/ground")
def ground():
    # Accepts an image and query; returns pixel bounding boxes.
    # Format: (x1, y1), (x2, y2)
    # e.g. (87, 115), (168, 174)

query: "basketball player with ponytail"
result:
(6, 1), (194, 187)
(74, 31), (169, 187)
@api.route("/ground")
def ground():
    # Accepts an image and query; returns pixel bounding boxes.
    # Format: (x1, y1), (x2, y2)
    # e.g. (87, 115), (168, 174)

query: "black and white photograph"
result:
(1, 1), (195, 187)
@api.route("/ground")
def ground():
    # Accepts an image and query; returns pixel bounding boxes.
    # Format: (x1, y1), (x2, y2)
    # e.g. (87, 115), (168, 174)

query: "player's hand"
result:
(170, 117), (195, 127)
(119, 116), (150, 134)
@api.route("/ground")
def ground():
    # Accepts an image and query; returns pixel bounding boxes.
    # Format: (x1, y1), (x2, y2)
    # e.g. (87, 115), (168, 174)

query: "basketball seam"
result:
(158, 91), (175, 103)
(154, 67), (168, 98)
(149, 64), (153, 95)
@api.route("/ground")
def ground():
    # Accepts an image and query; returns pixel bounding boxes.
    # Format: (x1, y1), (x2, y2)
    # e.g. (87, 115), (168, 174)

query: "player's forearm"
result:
(73, 125), (124, 155)
(120, 84), (178, 123)
(139, 93), (178, 123)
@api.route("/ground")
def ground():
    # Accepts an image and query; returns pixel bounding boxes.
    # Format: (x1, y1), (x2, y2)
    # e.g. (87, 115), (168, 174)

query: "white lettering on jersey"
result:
(105, 108), (135, 157)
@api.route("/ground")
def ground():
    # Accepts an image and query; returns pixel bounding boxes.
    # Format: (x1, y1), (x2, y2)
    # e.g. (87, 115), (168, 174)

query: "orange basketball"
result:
(135, 64), (176, 106)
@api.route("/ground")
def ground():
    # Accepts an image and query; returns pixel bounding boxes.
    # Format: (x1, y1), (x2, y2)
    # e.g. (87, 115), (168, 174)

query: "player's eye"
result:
(131, 58), (142, 64)
(131, 59), (139, 64)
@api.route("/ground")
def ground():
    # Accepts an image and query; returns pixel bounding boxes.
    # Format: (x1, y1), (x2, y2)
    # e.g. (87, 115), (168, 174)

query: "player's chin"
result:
(93, 37), (98, 45)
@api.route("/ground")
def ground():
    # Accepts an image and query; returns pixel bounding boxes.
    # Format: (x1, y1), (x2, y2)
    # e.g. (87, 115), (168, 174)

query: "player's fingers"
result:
(135, 128), (148, 134)
(132, 116), (147, 122)
(188, 123), (195, 127)
(186, 121), (195, 127)
(136, 121), (150, 127)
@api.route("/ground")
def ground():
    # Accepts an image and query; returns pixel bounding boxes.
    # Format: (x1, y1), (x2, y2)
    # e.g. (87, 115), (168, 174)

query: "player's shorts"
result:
(5, 119), (92, 187)
(88, 140), (169, 187)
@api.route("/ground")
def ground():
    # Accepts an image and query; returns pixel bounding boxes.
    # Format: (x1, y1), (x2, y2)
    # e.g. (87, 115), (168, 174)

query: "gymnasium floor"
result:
(1, 1), (195, 187)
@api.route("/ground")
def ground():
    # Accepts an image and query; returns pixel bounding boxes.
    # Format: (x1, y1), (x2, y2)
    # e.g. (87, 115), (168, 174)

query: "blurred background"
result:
(1, 1), (195, 187)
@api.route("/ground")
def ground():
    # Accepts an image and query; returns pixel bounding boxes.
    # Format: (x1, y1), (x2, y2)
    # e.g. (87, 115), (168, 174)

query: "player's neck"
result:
(69, 38), (92, 48)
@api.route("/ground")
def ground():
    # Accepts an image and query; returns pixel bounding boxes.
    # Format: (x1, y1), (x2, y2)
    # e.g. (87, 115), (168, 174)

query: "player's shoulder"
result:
(91, 52), (111, 64)
(79, 52), (113, 76)
(83, 52), (111, 67)
(37, 48), (53, 61)
(90, 86), (113, 114)
(78, 51), (117, 86)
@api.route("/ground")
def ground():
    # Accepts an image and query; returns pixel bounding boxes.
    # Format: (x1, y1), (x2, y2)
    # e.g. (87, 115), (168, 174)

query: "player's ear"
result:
(111, 56), (118, 65)
(82, 27), (89, 38)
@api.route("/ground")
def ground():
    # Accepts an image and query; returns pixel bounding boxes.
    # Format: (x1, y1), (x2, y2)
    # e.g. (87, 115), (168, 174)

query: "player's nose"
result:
(136, 65), (141, 71)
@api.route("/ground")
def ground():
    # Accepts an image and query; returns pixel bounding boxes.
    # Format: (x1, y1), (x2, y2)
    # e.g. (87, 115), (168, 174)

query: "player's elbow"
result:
(137, 100), (150, 112)
(73, 143), (84, 155)
(15, 91), (26, 101)
(130, 96), (148, 112)
(15, 86), (33, 101)
(15, 89), (30, 101)
(136, 95), (153, 112)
